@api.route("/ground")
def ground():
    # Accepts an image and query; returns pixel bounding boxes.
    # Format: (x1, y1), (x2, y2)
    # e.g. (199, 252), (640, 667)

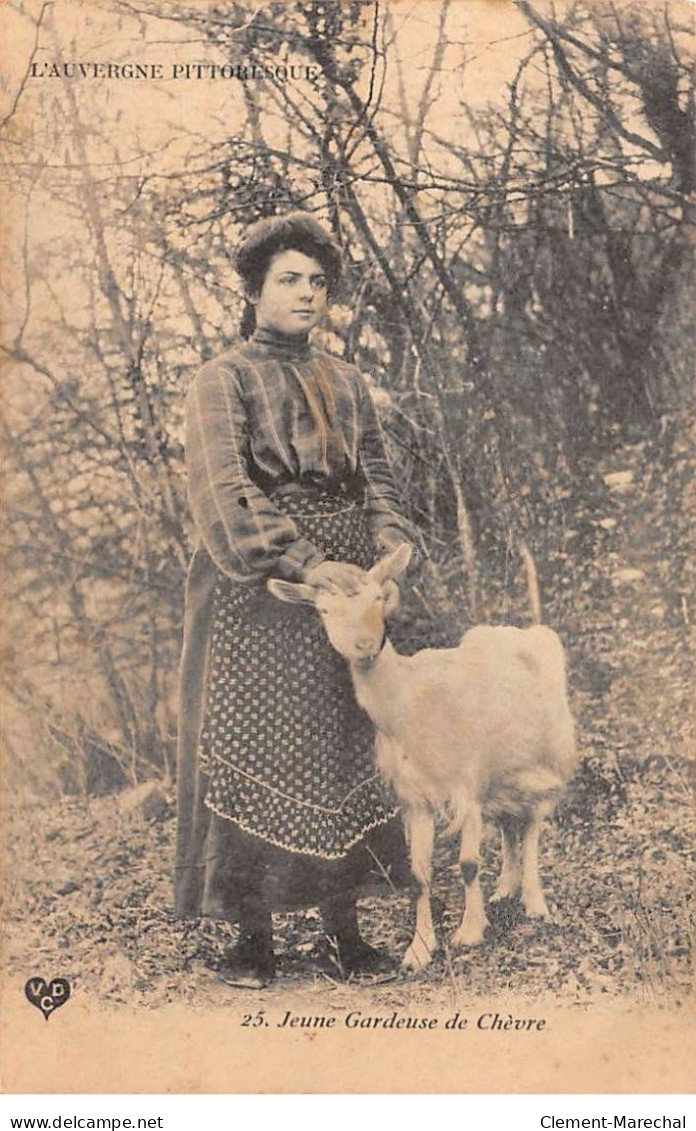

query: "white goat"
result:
(268, 545), (577, 970)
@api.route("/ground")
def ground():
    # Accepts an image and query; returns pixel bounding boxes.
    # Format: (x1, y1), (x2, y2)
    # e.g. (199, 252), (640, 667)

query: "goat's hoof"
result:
(490, 888), (518, 904)
(451, 921), (488, 949)
(523, 893), (553, 920)
(402, 941), (435, 972)
(525, 904), (553, 922)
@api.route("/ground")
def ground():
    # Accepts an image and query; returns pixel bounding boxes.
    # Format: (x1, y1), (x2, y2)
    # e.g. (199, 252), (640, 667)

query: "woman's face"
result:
(251, 249), (328, 337)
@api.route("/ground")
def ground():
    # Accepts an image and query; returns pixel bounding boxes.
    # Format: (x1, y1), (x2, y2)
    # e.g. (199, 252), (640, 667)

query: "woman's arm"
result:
(357, 377), (418, 555)
(185, 359), (325, 581)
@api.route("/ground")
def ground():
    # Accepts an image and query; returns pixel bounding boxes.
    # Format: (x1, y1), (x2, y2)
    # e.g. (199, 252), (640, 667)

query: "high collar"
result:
(249, 325), (311, 361)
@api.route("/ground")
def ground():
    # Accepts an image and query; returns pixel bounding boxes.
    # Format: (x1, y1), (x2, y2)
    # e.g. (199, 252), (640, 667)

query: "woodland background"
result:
(1, 0), (693, 1006)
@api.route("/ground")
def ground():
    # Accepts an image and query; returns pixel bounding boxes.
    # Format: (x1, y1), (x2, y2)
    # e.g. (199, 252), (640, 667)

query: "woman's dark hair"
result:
(234, 211), (343, 338)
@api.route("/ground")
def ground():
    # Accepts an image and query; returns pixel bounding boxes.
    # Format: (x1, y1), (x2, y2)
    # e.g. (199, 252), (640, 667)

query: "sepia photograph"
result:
(0, 0), (694, 1095)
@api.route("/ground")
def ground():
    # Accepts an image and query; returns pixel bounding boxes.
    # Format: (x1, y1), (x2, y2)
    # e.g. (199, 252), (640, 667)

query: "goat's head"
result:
(268, 544), (412, 663)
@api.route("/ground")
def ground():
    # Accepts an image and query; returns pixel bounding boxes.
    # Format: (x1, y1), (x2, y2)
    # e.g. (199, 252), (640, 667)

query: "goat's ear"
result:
(382, 578), (401, 618)
(267, 578), (316, 605)
(370, 542), (413, 583)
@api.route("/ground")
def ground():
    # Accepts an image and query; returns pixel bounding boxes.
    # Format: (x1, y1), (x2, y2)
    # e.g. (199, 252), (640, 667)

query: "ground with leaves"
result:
(3, 437), (693, 1015)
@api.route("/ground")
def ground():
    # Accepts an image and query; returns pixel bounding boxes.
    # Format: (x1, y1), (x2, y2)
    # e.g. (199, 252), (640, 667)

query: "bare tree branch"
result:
(0, 0), (53, 135)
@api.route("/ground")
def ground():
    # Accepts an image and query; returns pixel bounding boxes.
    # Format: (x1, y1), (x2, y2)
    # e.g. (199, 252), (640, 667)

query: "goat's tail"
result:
(519, 538), (541, 625)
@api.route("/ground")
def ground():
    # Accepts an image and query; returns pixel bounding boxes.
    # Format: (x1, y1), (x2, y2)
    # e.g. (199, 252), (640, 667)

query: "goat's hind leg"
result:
(520, 805), (553, 920)
(402, 808), (437, 971)
(490, 813), (523, 903)
(451, 803), (489, 948)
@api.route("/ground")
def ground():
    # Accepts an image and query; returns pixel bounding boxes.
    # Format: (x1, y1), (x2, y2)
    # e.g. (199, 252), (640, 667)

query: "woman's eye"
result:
(312, 277), (327, 291)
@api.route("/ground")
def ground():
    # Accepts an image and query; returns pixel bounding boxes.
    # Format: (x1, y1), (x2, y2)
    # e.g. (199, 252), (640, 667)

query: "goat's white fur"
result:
(268, 545), (577, 970)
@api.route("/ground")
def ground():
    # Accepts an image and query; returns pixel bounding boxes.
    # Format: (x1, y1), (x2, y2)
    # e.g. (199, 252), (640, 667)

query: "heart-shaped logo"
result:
(25, 977), (71, 1020)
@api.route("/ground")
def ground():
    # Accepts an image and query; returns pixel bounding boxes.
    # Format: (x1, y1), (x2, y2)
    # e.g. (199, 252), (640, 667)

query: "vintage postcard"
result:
(1, 0), (693, 1095)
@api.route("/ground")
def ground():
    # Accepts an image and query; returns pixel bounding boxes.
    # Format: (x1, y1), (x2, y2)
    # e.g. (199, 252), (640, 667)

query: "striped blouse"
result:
(185, 326), (414, 583)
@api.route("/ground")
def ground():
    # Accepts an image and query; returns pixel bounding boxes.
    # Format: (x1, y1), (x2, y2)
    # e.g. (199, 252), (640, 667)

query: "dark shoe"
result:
(218, 934), (277, 990)
(320, 888), (397, 981)
(320, 936), (397, 982)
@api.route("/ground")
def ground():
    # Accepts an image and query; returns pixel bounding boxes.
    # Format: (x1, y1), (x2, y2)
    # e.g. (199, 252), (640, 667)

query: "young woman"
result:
(175, 212), (415, 988)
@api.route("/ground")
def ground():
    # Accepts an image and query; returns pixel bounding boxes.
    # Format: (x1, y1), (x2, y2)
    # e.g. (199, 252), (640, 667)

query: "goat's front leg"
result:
(402, 807), (437, 971)
(490, 814), (523, 903)
(451, 803), (488, 947)
(520, 807), (553, 920)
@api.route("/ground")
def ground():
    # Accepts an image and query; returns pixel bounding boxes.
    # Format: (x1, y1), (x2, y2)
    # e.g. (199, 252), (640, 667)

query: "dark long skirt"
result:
(180, 492), (409, 921)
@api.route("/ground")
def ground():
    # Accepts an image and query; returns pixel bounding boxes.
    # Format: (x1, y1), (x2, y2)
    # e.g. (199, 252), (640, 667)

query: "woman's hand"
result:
(303, 560), (366, 595)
